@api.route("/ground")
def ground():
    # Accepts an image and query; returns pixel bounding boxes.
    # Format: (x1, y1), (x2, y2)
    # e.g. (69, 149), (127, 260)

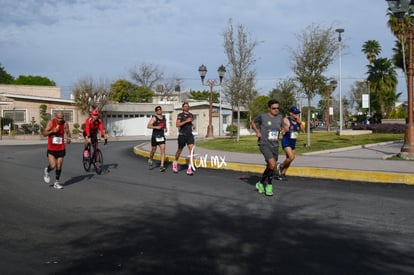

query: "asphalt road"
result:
(1, 141), (414, 275)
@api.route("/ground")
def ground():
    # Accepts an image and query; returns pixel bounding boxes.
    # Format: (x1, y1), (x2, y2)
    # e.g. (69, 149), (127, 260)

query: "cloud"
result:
(0, 0), (405, 101)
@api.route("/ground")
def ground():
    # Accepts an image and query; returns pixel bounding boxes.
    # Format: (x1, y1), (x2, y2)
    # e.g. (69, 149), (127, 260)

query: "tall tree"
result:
(223, 19), (259, 141)
(290, 23), (337, 146)
(268, 78), (298, 116)
(0, 63), (14, 84)
(362, 40), (382, 64)
(73, 77), (111, 115)
(366, 57), (398, 120)
(387, 9), (413, 83)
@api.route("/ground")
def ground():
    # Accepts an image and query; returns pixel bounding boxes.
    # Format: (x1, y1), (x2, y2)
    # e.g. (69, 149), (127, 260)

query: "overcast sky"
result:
(0, 0), (403, 103)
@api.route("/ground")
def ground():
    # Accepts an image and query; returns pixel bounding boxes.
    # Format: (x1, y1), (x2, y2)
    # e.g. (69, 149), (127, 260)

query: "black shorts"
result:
(83, 131), (98, 142)
(151, 135), (166, 147)
(47, 149), (66, 159)
(178, 135), (194, 149)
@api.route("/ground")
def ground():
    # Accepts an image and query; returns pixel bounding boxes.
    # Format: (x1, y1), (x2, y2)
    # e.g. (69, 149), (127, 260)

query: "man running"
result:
(147, 105), (168, 172)
(173, 102), (195, 175)
(279, 106), (305, 180)
(251, 99), (284, 196)
(43, 111), (72, 189)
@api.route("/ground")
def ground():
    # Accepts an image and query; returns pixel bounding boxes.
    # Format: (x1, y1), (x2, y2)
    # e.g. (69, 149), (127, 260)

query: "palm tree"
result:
(387, 9), (414, 85)
(362, 40), (382, 64)
(367, 57), (398, 118)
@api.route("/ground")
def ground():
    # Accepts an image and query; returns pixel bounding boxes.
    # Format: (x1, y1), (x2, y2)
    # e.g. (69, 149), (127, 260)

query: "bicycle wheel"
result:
(83, 154), (91, 172)
(94, 149), (104, 174)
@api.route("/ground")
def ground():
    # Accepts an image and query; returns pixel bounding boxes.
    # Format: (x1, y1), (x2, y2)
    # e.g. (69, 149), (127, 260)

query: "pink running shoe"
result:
(173, 161), (178, 173)
(186, 167), (193, 176)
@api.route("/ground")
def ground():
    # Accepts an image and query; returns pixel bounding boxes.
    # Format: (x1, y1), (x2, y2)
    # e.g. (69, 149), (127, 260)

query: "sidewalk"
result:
(134, 139), (414, 185)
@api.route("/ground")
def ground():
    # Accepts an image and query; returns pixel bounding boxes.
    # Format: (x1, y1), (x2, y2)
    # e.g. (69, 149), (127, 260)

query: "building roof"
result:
(0, 93), (75, 104)
(102, 103), (175, 113)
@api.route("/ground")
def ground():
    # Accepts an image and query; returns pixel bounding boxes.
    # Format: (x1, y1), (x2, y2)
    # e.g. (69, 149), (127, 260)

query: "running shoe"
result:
(255, 182), (265, 194)
(160, 166), (166, 172)
(276, 163), (282, 176)
(53, 181), (63, 189)
(43, 167), (50, 184)
(83, 150), (89, 158)
(172, 161), (178, 173)
(186, 167), (193, 175)
(148, 159), (153, 170)
(265, 184), (273, 196)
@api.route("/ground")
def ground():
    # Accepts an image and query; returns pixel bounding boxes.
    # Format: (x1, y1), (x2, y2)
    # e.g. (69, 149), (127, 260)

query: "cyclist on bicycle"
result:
(83, 109), (106, 157)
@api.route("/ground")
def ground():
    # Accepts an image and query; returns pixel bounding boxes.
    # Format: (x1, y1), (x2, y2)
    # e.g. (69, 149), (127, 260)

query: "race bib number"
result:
(155, 136), (165, 142)
(52, 136), (63, 144)
(290, 131), (298, 139)
(268, 130), (279, 141)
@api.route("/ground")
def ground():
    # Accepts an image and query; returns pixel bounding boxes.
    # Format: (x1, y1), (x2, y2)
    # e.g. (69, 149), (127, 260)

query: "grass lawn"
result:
(196, 130), (404, 155)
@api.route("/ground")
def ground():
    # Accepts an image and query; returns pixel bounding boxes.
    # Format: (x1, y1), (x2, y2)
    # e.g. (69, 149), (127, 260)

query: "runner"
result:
(147, 105), (167, 172)
(173, 102), (195, 175)
(251, 99), (284, 196)
(278, 106), (305, 180)
(43, 111), (72, 189)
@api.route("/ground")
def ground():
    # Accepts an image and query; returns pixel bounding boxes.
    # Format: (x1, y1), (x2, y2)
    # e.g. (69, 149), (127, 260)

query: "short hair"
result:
(182, 102), (189, 107)
(155, 106), (162, 111)
(268, 99), (280, 108)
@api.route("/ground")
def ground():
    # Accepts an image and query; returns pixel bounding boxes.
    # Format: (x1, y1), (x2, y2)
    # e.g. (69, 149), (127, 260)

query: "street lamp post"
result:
(198, 64), (226, 138)
(335, 28), (344, 132)
(387, 0), (414, 159)
(326, 79), (337, 132)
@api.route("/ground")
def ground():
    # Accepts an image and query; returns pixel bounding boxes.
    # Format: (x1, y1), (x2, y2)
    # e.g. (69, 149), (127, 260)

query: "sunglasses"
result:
(156, 108), (162, 111)
(271, 107), (279, 110)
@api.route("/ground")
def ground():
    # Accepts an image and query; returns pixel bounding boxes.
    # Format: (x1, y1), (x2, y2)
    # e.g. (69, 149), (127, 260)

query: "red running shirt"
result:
(47, 118), (66, 151)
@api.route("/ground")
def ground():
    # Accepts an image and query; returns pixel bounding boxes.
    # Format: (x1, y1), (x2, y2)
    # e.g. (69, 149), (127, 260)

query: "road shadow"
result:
(63, 174), (95, 186)
(97, 162), (119, 175)
(35, 203), (414, 275)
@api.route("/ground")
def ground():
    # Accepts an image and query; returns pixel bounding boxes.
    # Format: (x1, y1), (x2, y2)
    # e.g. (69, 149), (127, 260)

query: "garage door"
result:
(105, 113), (152, 136)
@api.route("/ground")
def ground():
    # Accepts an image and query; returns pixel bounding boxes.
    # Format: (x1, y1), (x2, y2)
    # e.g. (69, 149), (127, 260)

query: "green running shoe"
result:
(148, 159), (153, 170)
(160, 166), (166, 172)
(265, 184), (273, 196)
(255, 182), (265, 194)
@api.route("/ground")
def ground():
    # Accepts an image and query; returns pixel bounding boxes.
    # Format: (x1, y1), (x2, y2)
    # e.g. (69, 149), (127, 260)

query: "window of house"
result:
(3, 110), (26, 123)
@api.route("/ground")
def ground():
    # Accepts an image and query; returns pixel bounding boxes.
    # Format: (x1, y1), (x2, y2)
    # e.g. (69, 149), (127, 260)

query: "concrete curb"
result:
(133, 145), (414, 185)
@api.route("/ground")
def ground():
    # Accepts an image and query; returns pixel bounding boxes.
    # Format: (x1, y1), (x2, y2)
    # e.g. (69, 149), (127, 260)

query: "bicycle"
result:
(83, 136), (107, 174)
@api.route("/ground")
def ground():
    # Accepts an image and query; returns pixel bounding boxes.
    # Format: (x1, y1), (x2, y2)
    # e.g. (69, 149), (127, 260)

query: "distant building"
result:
(0, 84), (235, 138)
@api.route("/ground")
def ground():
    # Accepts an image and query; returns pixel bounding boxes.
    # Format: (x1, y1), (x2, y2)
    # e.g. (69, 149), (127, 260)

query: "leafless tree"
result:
(223, 19), (259, 141)
(129, 63), (164, 89)
(73, 77), (111, 115)
(156, 76), (183, 103)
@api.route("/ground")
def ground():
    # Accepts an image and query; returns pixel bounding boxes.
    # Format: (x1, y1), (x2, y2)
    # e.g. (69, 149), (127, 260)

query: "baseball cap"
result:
(290, 106), (300, 114)
(91, 109), (99, 115)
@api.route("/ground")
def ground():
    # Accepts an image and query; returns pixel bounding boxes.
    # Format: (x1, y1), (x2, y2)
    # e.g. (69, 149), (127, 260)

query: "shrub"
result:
(226, 124), (238, 136)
